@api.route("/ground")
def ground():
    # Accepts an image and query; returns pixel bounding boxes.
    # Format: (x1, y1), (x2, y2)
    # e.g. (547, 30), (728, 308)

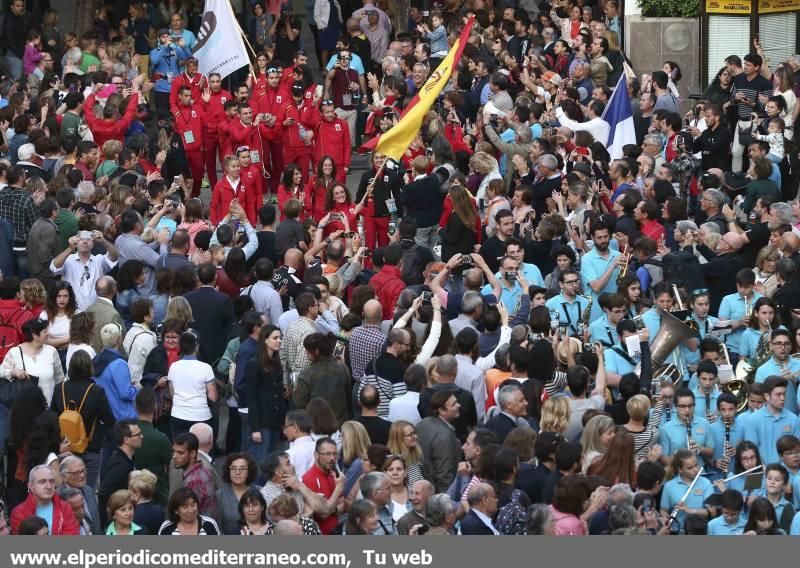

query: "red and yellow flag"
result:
(360, 17), (475, 160)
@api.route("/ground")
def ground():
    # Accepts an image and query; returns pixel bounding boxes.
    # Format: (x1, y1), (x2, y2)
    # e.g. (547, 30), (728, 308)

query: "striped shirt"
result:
(730, 72), (773, 120)
(627, 402), (666, 462)
(158, 515), (219, 535)
(359, 352), (408, 418)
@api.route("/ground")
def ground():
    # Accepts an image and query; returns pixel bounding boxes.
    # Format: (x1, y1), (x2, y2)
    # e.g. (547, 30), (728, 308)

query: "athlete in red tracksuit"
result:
(217, 101), (240, 158)
(173, 85), (206, 197)
(228, 103), (281, 179)
(210, 156), (255, 226)
(310, 100), (351, 183)
(236, 146), (265, 224)
(252, 70), (289, 191)
(168, 58), (205, 114)
(199, 74), (232, 189)
(279, 83), (317, 183)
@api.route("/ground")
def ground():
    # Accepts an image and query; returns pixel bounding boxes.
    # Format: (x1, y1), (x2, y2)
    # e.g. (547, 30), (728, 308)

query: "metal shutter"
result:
(759, 13), (798, 69)
(706, 16), (751, 83)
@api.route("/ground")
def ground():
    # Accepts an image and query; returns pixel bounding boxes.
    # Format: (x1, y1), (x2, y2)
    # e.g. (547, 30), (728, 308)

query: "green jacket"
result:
(55, 208), (78, 250)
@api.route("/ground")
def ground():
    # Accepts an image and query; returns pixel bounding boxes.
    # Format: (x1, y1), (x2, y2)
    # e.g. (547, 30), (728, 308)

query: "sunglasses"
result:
(690, 288), (709, 297)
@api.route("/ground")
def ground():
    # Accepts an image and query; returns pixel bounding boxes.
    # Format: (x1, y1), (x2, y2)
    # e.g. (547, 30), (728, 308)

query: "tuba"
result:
(734, 329), (773, 386)
(639, 309), (698, 394)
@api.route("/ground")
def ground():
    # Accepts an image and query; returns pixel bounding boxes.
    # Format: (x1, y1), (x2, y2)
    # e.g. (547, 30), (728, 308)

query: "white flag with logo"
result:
(193, 0), (250, 79)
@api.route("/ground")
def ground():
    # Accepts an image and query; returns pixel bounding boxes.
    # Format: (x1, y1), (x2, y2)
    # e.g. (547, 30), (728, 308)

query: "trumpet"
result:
(616, 245), (631, 285)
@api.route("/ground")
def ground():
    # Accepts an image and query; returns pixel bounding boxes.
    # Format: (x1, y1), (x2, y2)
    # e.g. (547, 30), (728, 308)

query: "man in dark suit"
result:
(483, 384), (530, 444)
(529, 154), (562, 220)
(184, 262), (235, 365)
(459, 483), (499, 535)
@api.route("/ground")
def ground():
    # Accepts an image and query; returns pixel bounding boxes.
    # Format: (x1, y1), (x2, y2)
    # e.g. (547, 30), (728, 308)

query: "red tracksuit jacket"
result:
(312, 114), (352, 169)
(278, 97), (317, 150)
(169, 72), (204, 114)
(83, 93), (138, 148)
(210, 175), (255, 226)
(172, 102), (205, 153)
(228, 119), (277, 164)
(201, 88), (233, 138)
(240, 163), (264, 223)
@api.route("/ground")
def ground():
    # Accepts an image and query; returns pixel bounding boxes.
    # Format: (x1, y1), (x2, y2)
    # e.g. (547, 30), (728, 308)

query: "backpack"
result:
(58, 382), (96, 454)
(0, 313), (23, 362)
(401, 242), (424, 286)
(496, 488), (528, 535)
(659, 250), (704, 292)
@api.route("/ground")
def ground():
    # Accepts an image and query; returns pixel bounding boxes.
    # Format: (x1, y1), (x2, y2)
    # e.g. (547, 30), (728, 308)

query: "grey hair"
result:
(675, 220), (698, 235)
(28, 464), (53, 484)
(526, 503), (553, 535)
(643, 134), (664, 150)
(608, 504), (638, 532)
(460, 290), (483, 315)
(608, 483), (635, 506)
(700, 221), (721, 235)
(359, 472), (389, 500)
(57, 486), (83, 500)
(66, 46), (82, 64)
(77, 181), (96, 201)
(59, 455), (85, 475)
(515, 125), (532, 144)
(703, 188), (725, 209)
(426, 494), (457, 526)
(771, 202), (793, 225)
(435, 354), (458, 377)
(539, 154), (558, 171)
(497, 384), (522, 410)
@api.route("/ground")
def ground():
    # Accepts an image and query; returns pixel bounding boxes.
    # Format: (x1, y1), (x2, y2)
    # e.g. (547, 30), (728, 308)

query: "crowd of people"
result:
(0, 0), (798, 539)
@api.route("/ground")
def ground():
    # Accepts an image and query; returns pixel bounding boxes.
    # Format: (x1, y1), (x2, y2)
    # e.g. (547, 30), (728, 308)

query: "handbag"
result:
(0, 348), (40, 407)
(737, 127), (754, 147)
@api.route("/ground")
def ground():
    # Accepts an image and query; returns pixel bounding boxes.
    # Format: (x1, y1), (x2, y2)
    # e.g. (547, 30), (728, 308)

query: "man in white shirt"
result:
(453, 329), (488, 423)
(50, 230), (118, 311)
(388, 366), (425, 425)
(284, 409), (316, 479)
(556, 99), (610, 146)
(241, 258), (284, 327)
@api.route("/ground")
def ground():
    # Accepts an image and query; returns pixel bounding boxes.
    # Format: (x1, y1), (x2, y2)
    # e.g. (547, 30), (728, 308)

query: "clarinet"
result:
(705, 390), (713, 422)
(685, 417), (696, 451)
(721, 420), (732, 474)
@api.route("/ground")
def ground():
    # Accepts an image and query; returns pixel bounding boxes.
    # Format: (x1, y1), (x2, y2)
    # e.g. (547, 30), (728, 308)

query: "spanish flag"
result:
(359, 17), (475, 160)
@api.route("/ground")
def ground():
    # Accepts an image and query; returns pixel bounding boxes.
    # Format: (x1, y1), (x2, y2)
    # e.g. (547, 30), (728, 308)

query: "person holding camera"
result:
(324, 49), (366, 147)
(149, 29), (193, 120)
(251, 67), (289, 187)
(271, 3), (301, 64)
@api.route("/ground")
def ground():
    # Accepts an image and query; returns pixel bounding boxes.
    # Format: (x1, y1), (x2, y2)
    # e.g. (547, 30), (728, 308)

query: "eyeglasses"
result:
(340, 56), (351, 61)
(235, 146), (250, 154)
(772, 342), (791, 347)
(403, 431), (417, 438)
(321, 99), (334, 106)
(783, 450), (800, 457)
(690, 288), (709, 297)
(127, 431), (144, 438)
(65, 468), (86, 476)
(563, 279), (580, 285)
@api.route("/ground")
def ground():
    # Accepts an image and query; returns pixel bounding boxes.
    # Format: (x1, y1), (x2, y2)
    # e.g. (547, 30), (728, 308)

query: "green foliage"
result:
(637, 0), (700, 18)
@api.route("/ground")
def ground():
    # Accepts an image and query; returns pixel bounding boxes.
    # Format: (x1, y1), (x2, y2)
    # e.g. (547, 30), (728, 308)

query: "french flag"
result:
(601, 75), (637, 160)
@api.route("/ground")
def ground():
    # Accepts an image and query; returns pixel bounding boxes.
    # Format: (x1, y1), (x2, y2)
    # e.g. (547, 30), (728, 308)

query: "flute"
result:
(722, 465), (764, 483)
(668, 466), (705, 525)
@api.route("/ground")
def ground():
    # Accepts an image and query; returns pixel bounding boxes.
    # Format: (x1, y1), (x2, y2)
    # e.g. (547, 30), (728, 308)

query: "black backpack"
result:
(400, 242), (424, 286)
(658, 250), (704, 292)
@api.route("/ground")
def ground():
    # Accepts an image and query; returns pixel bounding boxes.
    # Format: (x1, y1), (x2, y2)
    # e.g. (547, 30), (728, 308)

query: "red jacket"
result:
(445, 123), (474, 155)
(210, 175), (255, 226)
(200, 88), (233, 136)
(304, 177), (335, 222)
(278, 97), (317, 150)
(11, 493), (79, 535)
(218, 115), (235, 157)
(322, 202), (358, 237)
(169, 72), (205, 114)
(228, 119), (275, 165)
(240, 162), (264, 223)
(83, 93), (138, 148)
(253, 85), (290, 124)
(0, 299), (34, 361)
(277, 183), (305, 221)
(369, 265), (406, 320)
(312, 114), (352, 169)
(172, 101), (205, 153)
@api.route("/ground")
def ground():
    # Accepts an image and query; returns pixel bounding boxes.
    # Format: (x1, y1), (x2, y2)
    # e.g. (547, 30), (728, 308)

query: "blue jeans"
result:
(2, 54), (22, 80)
(241, 417), (279, 465)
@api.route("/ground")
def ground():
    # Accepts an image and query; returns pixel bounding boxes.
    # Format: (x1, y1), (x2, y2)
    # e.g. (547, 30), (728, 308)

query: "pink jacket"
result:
(550, 505), (587, 535)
